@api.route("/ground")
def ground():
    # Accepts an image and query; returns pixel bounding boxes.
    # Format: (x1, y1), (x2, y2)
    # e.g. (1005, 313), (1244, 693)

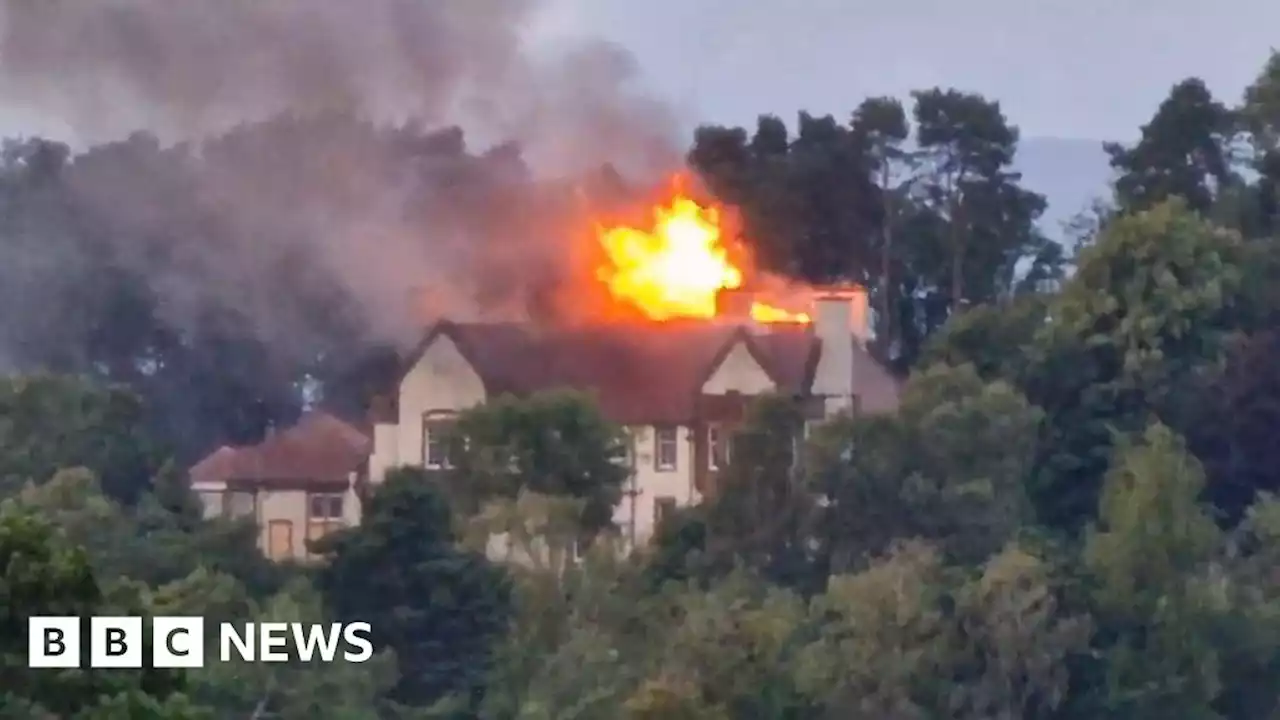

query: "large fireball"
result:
(594, 180), (809, 324)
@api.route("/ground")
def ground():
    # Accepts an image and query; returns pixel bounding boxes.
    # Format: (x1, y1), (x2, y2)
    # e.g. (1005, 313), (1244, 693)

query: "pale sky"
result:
(543, 0), (1280, 141)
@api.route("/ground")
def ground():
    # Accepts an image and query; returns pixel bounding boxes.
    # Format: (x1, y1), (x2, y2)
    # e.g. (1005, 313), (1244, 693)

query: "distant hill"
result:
(1014, 137), (1113, 241)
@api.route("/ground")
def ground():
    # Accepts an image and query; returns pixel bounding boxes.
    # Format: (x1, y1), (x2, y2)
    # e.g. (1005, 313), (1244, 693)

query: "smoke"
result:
(0, 0), (681, 171)
(0, 0), (686, 365)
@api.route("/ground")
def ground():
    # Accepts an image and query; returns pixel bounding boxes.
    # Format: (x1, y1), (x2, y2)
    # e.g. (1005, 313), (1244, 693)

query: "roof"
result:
(189, 411), (370, 488)
(396, 320), (824, 425)
(849, 341), (903, 413)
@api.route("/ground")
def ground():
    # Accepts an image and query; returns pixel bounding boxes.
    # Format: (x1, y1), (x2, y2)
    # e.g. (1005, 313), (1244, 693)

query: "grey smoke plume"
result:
(0, 0), (680, 172)
(0, 0), (685, 361)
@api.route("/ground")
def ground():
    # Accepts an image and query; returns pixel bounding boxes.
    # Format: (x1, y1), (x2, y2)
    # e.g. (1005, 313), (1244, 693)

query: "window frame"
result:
(226, 489), (256, 518)
(422, 412), (458, 469)
(308, 492), (344, 521)
(653, 426), (678, 472)
(198, 490), (225, 517)
(707, 423), (733, 471)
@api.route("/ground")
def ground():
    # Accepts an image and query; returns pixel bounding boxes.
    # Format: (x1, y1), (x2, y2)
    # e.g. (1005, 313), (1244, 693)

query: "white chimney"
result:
(810, 285), (868, 416)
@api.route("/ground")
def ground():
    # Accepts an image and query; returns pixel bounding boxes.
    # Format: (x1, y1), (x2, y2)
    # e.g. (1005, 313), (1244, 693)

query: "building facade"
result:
(188, 287), (901, 557)
(188, 412), (368, 562)
(367, 288), (898, 546)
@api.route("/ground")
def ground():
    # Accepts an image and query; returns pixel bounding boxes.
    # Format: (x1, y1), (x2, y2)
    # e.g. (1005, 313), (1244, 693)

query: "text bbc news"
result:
(27, 616), (373, 668)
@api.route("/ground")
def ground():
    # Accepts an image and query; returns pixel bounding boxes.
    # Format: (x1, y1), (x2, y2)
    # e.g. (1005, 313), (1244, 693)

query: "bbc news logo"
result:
(28, 616), (373, 668)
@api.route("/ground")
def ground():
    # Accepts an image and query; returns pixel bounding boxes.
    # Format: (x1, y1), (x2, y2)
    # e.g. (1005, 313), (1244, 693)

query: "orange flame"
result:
(595, 185), (809, 323)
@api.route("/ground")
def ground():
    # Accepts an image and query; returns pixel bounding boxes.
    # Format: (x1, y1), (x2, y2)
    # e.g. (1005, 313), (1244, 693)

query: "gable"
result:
(400, 334), (486, 416)
(701, 338), (776, 395)
(392, 321), (823, 424)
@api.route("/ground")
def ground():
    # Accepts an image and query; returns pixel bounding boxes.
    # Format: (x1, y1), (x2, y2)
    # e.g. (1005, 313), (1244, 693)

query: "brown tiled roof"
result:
(398, 321), (823, 425)
(189, 411), (370, 487)
(188, 446), (244, 486)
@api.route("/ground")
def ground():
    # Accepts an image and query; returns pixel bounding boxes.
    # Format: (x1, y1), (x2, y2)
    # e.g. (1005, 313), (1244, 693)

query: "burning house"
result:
(188, 178), (901, 560)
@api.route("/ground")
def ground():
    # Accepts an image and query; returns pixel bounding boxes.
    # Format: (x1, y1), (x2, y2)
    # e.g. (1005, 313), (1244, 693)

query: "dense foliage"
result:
(3, 50), (1280, 719)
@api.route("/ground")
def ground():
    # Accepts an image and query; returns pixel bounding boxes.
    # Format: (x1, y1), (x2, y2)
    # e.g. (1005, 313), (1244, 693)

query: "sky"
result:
(540, 0), (1280, 141)
(1, 1), (1276, 145)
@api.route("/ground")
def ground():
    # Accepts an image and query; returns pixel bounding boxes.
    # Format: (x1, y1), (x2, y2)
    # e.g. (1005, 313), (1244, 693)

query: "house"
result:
(188, 286), (900, 558)
(367, 286), (899, 547)
(188, 412), (369, 562)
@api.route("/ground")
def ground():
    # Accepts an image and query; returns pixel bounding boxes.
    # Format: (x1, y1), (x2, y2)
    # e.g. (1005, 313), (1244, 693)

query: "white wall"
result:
(812, 298), (855, 414)
(369, 423), (399, 486)
(373, 335), (486, 482)
(700, 340), (775, 395)
(617, 423), (696, 546)
(190, 477), (359, 562)
(614, 337), (780, 546)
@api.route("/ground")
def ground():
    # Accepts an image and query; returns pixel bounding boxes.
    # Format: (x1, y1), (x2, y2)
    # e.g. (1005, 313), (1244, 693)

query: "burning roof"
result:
(589, 174), (811, 326)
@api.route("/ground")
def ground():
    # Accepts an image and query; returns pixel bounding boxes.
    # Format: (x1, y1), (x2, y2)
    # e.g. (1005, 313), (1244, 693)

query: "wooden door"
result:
(267, 520), (294, 560)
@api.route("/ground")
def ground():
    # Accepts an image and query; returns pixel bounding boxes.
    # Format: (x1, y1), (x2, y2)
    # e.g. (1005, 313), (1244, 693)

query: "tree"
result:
(851, 96), (915, 360)
(1083, 424), (1224, 719)
(470, 496), (650, 719)
(1184, 328), (1280, 522)
(188, 577), (399, 719)
(910, 88), (1051, 315)
(624, 678), (730, 720)
(701, 394), (816, 589)
(1107, 78), (1238, 215)
(949, 543), (1092, 719)
(447, 390), (629, 537)
(0, 504), (198, 717)
(1214, 493), (1280, 719)
(793, 541), (950, 717)
(688, 112), (883, 285)
(919, 294), (1048, 384)
(1242, 51), (1280, 156)
(813, 364), (1039, 570)
(11, 466), (286, 597)
(1026, 199), (1247, 532)
(0, 374), (162, 503)
(315, 467), (512, 709)
(642, 571), (810, 718)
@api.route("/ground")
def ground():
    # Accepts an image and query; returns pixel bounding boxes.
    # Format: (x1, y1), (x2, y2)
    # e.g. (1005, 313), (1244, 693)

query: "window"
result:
(198, 491), (224, 518)
(707, 424), (731, 470)
(307, 493), (346, 548)
(423, 416), (456, 469)
(654, 426), (678, 471)
(654, 496), (677, 529)
(226, 490), (256, 518)
(309, 493), (344, 520)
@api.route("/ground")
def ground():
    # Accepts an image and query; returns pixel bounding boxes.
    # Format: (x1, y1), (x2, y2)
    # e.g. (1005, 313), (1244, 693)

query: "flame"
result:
(595, 183), (810, 323)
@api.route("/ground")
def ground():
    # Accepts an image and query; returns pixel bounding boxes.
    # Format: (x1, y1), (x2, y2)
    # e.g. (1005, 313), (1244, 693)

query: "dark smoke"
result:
(0, 0), (685, 358)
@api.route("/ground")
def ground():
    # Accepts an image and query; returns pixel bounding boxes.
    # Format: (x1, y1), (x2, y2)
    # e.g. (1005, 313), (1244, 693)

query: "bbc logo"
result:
(29, 616), (374, 668)
(29, 616), (205, 669)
